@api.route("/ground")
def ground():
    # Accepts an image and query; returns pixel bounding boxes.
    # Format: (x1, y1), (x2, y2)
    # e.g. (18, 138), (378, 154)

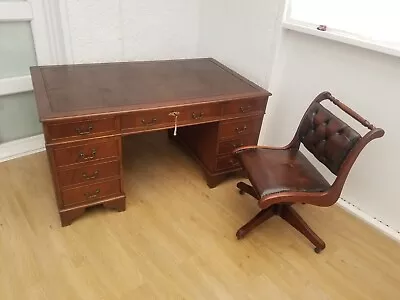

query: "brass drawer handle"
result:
(229, 159), (239, 166)
(75, 124), (93, 135)
(82, 170), (99, 180)
(192, 112), (204, 120)
(235, 125), (247, 134)
(84, 189), (100, 199)
(240, 105), (252, 113)
(79, 149), (97, 161)
(231, 142), (244, 148)
(141, 118), (157, 126)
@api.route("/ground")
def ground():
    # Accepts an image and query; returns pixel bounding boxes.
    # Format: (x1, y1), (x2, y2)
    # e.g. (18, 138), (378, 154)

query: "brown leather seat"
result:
(232, 91), (384, 253)
(237, 148), (330, 198)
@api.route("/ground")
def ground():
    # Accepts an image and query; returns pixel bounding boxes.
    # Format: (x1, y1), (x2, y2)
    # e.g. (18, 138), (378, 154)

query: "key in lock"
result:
(168, 111), (180, 136)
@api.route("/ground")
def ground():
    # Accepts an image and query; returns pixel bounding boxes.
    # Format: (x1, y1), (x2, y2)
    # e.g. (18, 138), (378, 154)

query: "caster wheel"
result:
(236, 229), (246, 240)
(314, 247), (324, 254)
(239, 189), (245, 195)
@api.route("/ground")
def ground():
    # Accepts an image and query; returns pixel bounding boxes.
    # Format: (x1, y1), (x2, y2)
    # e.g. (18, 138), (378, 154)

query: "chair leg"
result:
(237, 182), (259, 199)
(236, 205), (277, 240)
(279, 205), (326, 253)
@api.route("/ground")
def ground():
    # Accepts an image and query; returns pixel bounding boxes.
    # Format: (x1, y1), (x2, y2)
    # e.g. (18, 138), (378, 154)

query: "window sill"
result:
(282, 20), (400, 59)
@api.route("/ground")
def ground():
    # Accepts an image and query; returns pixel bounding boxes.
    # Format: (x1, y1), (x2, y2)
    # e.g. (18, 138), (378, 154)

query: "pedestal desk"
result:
(31, 58), (271, 226)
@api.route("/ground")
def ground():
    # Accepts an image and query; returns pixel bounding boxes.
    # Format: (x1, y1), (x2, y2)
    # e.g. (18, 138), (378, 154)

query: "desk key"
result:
(169, 111), (180, 136)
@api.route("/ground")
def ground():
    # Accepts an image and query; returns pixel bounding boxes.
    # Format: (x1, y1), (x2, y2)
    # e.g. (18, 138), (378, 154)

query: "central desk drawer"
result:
(121, 103), (221, 132)
(46, 117), (117, 142)
(53, 138), (119, 167)
(58, 160), (120, 188)
(61, 179), (121, 207)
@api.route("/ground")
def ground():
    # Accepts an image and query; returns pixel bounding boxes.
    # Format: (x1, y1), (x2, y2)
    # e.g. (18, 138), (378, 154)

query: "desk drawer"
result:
(184, 103), (222, 122)
(61, 179), (121, 207)
(219, 116), (263, 140)
(46, 117), (117, 142)
(216, 154), (240, 171)
(53, 138), (119, 167)
(218, 134), (258, 155)
(222, 97), (267, 116)
(58, 160), (120, 188)
(121, 103), (221, 132)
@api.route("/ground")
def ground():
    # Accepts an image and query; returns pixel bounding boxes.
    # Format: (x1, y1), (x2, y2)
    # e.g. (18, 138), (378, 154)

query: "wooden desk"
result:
(31, 58), (270, 226)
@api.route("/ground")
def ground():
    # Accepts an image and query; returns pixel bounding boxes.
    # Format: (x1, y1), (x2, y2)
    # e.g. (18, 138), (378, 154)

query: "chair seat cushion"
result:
(236, 148), (330, 198)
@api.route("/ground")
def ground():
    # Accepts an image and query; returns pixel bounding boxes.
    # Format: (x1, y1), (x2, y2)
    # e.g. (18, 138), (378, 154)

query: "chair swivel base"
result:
(236, 183), (326, 253)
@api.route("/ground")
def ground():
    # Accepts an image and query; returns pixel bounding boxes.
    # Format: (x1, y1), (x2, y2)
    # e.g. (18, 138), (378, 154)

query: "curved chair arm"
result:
(233, 144), (293, 155)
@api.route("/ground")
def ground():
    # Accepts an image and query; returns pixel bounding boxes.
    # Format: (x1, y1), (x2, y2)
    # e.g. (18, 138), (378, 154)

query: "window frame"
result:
(283, 0), (400, 58)
(0, 0), (64, 97)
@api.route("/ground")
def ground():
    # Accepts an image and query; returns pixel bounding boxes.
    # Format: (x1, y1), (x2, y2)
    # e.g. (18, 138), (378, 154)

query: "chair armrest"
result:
(233, 144), (292, 154)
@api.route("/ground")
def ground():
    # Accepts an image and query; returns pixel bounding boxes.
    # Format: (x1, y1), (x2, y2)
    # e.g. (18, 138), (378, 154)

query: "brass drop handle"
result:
(192, 112), (204, 120)
(231, 142), (244, 148)
(141, 118), (157, 126)
(82, 170), (99, 180)
(235, 125), (247, 134)
(79, 149), (97, 161)
(84, 189), (100, 199)
(229, 159), (238, 165)
(240, 105), (252, 113)
(75, 124), (93, 135)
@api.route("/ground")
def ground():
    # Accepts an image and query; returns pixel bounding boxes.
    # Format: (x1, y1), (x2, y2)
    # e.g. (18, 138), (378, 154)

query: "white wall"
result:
(63, 0), (199, 63)
(198, 0), (284, 87)
(265, 29), (400, 232)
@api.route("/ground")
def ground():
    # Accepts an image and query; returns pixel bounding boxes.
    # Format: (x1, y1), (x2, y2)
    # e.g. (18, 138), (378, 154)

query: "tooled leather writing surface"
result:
(35, 58), (267, 120)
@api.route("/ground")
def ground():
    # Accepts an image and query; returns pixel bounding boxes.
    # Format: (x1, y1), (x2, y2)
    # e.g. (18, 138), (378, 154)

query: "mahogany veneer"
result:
(31, 58), (270, 226)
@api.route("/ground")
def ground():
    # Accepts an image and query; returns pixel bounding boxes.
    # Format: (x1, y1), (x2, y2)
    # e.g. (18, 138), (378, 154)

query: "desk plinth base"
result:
(59, 195), (126, 227)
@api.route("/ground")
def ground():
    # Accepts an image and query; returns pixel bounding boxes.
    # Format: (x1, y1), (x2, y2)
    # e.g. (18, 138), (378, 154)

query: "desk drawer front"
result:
(58, 160), (120, 188)
(222, 97), (267, 116)
(61, 179), (121, 207)
(47, 117), (117, 142)
(216, 155), (240, 171)
(185, 103), (221, 122)
(219, 117), (263, 140)
(121, 108), (177, 131)
(121, 103), (221, 132)
(53, 138), (119, 167)
(218, 134), (258, 155)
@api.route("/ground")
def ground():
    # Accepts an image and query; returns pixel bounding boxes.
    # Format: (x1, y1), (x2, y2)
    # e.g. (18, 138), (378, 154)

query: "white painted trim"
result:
(58, 0), (74, 63)
(282, 21), (400, 59)
(0, 134), (45, 163)
(0, 2), (33, 21)
(0, 76), (33, 96)
(28, 0), (55, 65)
(337, 198), (400, 243)
(42, 0), (68, 64)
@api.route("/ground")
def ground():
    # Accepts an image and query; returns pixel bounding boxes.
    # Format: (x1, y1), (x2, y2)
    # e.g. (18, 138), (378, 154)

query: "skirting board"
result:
(0, 134), (45, 163)
(337, 198), (400, 243)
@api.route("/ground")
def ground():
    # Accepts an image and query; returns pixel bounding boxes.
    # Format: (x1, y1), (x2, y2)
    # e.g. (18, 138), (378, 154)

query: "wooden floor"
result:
(1, 132), (400, 300)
